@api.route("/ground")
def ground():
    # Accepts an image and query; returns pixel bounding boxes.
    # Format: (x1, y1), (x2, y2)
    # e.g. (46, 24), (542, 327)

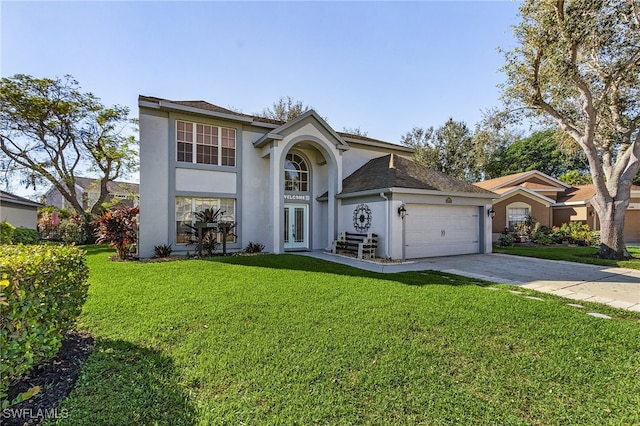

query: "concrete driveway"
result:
(301, 252), (640, 312)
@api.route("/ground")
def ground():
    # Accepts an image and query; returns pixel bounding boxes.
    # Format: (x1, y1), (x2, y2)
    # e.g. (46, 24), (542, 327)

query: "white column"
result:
(269, 143), (283, 253)
(326, 151), (343, 251)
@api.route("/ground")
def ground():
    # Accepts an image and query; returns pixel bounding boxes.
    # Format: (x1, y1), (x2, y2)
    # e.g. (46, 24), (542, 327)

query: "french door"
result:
(284, 204), (308, 250)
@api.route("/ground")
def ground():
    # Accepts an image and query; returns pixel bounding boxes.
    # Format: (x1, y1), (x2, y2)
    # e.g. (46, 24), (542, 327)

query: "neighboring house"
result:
(138, 96), (496, 259)
(475, 170), (640, 242)
(44, 177), (139, 211)
(0, 190), (43, 229)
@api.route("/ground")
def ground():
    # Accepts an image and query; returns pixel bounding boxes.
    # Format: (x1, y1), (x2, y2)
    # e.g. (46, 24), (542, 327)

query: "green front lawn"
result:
(50, 246), (639, 425)
(494, 245), (640, 270)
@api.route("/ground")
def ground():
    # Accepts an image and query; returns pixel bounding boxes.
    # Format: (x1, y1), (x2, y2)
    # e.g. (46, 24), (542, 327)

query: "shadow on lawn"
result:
(54, 338), (196, 426)
(207, 254), (488, 287)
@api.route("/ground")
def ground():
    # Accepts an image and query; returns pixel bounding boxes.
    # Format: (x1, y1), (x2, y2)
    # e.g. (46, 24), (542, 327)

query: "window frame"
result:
(176, 120), (236, 167)
(507, 206), (530, 230)
(175, 196), (236, 245)
(284, 153), (309, 192)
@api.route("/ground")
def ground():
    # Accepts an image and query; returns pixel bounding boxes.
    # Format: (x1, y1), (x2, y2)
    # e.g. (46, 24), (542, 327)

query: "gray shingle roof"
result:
(341, 154), (495, 195)
(138, 95), (412, 149)
(74, 177), (139, 194)
(0, 191), (43, 208)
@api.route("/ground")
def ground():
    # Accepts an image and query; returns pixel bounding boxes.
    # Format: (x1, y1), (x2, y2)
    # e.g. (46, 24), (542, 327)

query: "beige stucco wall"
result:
(492, 193), (551, 233)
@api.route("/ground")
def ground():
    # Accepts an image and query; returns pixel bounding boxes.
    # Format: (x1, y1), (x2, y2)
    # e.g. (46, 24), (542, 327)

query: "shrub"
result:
(557, 222), (594, 245)
(12, 227), (39, 244)
(1, 221), (15, 244)
(0, 245), (89, 405)
(154, 244), (173, 258)
(244, 241), (265, 254)
(498, 233), (515, 246)
(93, 206), (139, 260)
(59, 217), (87, 244)
(530, 223), (555, 245)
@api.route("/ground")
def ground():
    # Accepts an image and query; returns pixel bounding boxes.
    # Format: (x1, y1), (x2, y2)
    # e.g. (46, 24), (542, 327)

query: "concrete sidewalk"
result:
(299, 251), (640, 312)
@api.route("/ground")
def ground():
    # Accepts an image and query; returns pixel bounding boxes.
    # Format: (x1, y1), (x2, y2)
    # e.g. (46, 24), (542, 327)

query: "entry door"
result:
(284, 204), (309, 250)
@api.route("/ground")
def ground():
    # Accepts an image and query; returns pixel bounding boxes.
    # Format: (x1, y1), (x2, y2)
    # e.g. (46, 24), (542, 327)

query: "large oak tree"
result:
(502, 0), (640, 259)
(0, 75), (138, 216)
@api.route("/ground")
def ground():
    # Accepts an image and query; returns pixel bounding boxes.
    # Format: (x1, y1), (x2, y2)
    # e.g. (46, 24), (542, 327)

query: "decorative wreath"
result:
(353, 204), (372, 232)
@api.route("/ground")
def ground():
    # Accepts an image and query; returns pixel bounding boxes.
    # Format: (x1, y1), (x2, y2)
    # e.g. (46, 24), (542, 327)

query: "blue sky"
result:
(1, 0), (521, 195)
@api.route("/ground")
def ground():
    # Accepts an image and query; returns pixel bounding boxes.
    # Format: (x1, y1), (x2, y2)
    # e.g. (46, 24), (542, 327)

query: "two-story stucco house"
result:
(138, 96), (496, 259)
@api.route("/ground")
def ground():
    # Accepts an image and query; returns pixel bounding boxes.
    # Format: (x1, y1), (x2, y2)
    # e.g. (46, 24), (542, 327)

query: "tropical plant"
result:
(244, 242), (265, 254)
(93, 206), (139, 260)
(186, 208), (237, 256)
(153, 244), (173, 258)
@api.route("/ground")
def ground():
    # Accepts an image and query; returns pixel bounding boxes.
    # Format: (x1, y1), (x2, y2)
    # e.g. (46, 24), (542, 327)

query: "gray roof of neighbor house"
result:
(138, 95), (414, 153)
(73, 177), (139, 194)
(341, 154), (495, 195)
(0, 190), (43, 208)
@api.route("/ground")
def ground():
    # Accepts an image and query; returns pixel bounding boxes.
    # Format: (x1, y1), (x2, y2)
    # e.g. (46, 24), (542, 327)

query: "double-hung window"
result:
(177, 120), (236, 167)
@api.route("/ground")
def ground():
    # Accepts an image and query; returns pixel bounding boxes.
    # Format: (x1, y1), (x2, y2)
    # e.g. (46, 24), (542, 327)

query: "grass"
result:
(493, 245), (640, 270)
(48, 246), (640, 425)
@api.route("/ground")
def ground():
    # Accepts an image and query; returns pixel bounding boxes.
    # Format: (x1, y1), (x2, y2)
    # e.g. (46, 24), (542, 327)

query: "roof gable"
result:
(494, 187), (556, 206)
(475, 170), (570, 191)
(253, 109), (349, 150)
(341, 154), (495, 195)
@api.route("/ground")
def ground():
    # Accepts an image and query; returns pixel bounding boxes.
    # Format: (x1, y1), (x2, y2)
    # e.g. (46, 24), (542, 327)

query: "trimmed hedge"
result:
(12, 227), (39, 245)
(0, 245), (89, 401)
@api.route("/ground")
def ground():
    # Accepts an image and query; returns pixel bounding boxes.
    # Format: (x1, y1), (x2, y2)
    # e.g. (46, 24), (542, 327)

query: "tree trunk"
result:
(595, 201), (630, 260)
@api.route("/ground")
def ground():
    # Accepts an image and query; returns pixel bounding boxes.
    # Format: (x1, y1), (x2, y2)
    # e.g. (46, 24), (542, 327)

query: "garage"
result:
(624, 209), (640, 242)
(405, 204), (480, 258)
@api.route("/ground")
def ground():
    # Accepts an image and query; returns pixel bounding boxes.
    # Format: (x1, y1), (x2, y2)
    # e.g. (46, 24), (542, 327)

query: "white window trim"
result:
(506, 201), (531, 230)
(176, 120), (236, 167)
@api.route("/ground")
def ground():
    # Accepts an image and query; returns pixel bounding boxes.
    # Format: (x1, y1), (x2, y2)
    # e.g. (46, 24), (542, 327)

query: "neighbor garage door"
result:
(405, 204), (480, 258)
(624, 209), (640, 242)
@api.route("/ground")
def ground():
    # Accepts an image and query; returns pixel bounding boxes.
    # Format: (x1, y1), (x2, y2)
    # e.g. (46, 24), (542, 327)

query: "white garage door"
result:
(405, 204), (480, 258)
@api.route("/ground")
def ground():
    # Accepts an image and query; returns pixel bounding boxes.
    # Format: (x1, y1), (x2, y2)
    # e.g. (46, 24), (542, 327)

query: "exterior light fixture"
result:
(398, 204), (407, 218)
(488, 208), (496, 219)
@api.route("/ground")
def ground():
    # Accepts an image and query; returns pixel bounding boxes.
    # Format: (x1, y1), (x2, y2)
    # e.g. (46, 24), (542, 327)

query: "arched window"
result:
(284, 153), (309, 192)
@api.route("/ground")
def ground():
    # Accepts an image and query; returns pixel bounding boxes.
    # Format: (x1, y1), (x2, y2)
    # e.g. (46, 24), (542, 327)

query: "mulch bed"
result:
(2, 331), (94, 426)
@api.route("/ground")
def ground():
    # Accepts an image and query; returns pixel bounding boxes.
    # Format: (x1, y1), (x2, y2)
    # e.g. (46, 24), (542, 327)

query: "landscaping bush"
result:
(557, 222), (595, 245)
(244, 241), (265, 254)
(154, 244), (173, 258)
(12, 227), (39, 245)
(1, 221), (15, 244)
(530, 223), (555, 245)
(0, 245), (89, 405)
(59, 216), (87, 244)
(93, 206), (139, 260)
(497, 233), (515, 246)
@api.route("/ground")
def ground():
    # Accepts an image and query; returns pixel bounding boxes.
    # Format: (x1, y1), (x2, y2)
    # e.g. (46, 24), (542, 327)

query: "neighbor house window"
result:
(284, 153), (309, 192)
(508, 207), (529, 230)
(175, 197), (236, 244)
(176, 120), (236, 166)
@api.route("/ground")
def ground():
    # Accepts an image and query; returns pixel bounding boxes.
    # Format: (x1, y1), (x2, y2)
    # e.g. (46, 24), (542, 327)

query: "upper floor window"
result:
(176, 120), (236, 167)
(284, 153), (308, 192)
